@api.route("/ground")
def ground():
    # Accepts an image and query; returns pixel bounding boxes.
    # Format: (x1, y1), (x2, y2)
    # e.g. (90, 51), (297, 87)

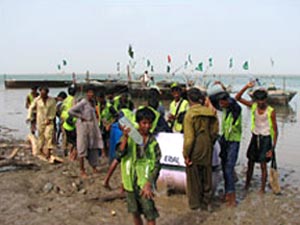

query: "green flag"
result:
(151, 65), (154, 72)
(229, 58), (233, 68)
(195, 62), (203, 72)
(243, 61), (249, 70)
(167, 65), (171, 73)
(128, 45), (134, 59)
(270, 58), (274, 67)
(147, 59), (151, 67)
(62, 59), (67, 66)
(57, 64), (61, 70)
(188, 54), (192, 64)
(209, 58), (213, 67)
(184, 61), (188, 69)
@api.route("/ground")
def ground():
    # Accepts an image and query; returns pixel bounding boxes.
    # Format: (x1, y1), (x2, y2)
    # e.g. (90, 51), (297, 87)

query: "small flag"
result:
(147, 59), (151, 67)
(128, 45), (134, 59)
(116, 62), (120, 71)
(243, 61), (249, 70)
(151, 65), (154, 72)
(57, 64), (61, 70)
(167, 55), (172, 63)
(188, 54), (192, 64)
(184, 61), (188, 69)
(209, 58), (213, 67)
(195, 62), (203, 72)
(62, 59), (67, 66)
(167, 65), (171, 73)
(229, 58), (233, 68)
(270, 58), (274, 67)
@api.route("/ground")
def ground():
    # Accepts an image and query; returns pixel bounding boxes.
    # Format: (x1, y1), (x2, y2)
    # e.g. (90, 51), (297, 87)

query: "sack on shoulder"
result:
(269, 153), (281, 195)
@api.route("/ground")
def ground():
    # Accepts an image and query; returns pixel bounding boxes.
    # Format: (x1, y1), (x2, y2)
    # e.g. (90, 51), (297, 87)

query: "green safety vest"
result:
(120, 108), (134, 122)
(169, 98), (189, 132)
(113, 95), (133, 112)
(98, 101), (112, 125)
(62, 95), (76, 131)
(221, 109), (242, 142)
(28, 93), (34, 105)
(251, 103), (275, 141)
(120, 137), (158, 191)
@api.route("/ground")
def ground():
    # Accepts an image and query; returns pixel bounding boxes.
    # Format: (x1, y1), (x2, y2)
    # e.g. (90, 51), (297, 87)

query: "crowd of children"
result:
(25, 80), (278, 225)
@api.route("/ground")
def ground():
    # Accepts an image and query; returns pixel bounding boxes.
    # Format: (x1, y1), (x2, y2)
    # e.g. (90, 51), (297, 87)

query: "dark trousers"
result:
(220, 141), (240, 193)
(186, 164), (212, 209)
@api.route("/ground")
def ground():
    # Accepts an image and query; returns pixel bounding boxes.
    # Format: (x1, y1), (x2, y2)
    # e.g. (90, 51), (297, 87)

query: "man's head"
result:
(57, 91), (67, 102)
(253, 89), (268, 109)
(218, 92), (230, 108)
(171, 83), (182, 101)
(68, 85), (76, 96)
(96, 92), (106, 103)
(86, 86), (95, 101)
(31, 86), (39, 94)
(136, 107), (155, 135)
(148, 97), (159, 110)
(120, 92), (129, 103)
(39, 86), (49, 98)
(187, 88), (205, 105)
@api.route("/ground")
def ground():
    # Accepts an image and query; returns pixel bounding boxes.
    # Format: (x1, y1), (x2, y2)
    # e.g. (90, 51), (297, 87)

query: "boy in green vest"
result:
(236, 81), (278, 193)
(117, 107), (161, 225)
(217, 92), (242, 206)
(167, 83), (189, 132)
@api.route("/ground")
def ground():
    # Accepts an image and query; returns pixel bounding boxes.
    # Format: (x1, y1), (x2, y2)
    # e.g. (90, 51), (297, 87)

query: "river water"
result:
(0, 74), (299, 174)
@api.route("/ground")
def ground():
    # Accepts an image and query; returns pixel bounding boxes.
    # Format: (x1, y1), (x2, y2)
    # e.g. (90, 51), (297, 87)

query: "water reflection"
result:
(273, 105), (297, 123)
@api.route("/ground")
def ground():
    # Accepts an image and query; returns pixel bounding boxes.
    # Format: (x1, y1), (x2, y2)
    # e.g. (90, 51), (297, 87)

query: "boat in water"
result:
(4, 79), (73, 89)
(249, 83), (297, 105)
(75, 79), (187, 100)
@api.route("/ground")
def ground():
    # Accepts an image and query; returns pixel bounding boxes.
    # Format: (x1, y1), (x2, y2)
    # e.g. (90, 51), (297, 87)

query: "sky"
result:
(0, 0), (300, 75)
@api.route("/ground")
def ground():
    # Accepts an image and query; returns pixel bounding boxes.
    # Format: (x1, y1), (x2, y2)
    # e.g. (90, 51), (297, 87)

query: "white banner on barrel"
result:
(156, 132), (185, 167)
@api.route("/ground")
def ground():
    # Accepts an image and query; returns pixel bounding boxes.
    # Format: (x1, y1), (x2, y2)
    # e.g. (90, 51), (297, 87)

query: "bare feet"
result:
(259, 189), (265, 195)
(80, 170), (88, 179)
(69, 150), (77, 161)
(93, 167), (101, 174)
(103, 181), (112, 190)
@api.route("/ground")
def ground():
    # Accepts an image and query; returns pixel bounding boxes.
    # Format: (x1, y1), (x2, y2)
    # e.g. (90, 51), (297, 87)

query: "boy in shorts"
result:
(235, 81), (278, 193)
(117, 107), (161, 225)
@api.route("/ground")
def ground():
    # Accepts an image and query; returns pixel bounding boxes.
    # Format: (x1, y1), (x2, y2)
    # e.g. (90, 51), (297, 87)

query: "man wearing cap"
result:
(167, 83), (189, 133)
(27, 86), (56, 159)
(236, 81), (278, 194)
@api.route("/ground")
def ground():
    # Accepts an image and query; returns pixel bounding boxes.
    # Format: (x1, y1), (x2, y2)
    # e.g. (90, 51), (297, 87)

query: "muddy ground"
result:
(1, 131), (300, 225)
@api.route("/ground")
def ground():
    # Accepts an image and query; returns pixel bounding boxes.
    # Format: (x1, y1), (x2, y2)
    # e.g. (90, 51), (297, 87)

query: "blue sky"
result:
(0, 0), (299, 75)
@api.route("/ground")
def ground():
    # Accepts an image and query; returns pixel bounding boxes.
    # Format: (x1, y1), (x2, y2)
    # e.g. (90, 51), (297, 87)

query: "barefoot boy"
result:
(235, 81), (278, 193)
(117, 107), (161, 225)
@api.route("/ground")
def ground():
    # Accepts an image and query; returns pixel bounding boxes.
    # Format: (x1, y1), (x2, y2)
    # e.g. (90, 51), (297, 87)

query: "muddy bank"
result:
(0, 135), (300, 225)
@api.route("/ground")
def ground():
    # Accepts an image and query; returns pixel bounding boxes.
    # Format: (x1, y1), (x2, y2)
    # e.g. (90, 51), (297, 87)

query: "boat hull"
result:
(248, 90), (297, 106)
(4, 80), (73, 89)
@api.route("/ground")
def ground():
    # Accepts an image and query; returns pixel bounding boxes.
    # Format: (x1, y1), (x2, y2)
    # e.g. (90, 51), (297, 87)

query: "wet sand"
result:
(1, 129), (300, 225)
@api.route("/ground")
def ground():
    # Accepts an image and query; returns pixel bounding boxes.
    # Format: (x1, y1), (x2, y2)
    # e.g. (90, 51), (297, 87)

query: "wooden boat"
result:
(75, 79), (187, 100)
(4, 79), (73, 89)
(248, 85), (297, 105)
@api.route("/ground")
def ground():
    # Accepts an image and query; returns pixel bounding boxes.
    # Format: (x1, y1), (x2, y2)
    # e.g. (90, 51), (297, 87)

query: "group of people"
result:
(25, 80), (278, 225)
